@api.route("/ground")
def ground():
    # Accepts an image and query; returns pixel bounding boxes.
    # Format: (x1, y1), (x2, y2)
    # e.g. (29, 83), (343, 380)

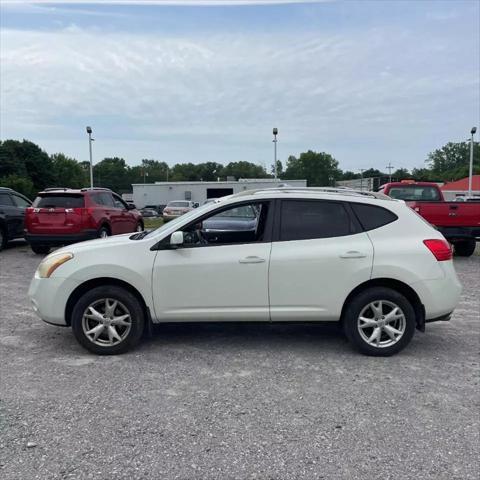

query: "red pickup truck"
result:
(379, 182), (480, 257)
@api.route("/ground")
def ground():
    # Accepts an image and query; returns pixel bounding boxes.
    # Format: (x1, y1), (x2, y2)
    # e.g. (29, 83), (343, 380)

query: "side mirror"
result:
(170, 231), (184, 246)
(127, 204), (136, 210)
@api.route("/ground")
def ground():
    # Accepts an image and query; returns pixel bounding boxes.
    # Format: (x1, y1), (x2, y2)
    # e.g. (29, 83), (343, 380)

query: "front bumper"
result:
(28, 275), (81, 326)
(26, 230), (97, 246)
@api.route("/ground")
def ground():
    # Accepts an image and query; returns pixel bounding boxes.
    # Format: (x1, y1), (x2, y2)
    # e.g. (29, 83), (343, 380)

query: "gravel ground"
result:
(0, 240), (479, 480)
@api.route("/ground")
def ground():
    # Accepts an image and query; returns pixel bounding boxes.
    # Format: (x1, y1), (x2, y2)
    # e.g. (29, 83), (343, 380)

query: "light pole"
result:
(86, 126), (94, 188)
(386, 162), (394, 183)
(273, 127), (278, 180)
(468, 126), (477, 198)
(359, 168), (365, 191)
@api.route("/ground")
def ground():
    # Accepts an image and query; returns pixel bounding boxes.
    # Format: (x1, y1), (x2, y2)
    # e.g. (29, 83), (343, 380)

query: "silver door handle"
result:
(340, 251), (366, 259)
(239, 256), (266, 264)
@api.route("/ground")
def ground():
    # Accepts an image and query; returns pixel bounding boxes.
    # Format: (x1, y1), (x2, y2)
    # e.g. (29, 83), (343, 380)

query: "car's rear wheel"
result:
(71, 286), (145, 355)
(136, 222), (144, 232)
(454, 239), (476, 257)
(0, 226), (7, 251)
(343, 287), (416, 356)
(31, 245), (50, 255)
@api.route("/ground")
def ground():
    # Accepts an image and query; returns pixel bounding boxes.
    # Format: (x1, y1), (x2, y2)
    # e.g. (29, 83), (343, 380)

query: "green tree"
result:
(50, 153), (88, 188)
(341, 171), (359, 180)
(270, 160), (284, 178)
(284, 150), (341, 186)
(169, 162), (202, 182)
(223, 161), (266, 179)
(0, 139), (54, 191)
(0, 174), (35, 199)
(392, 168), (412, 180)
(93, 157), (130, 192)
(426, 141), (479, 181)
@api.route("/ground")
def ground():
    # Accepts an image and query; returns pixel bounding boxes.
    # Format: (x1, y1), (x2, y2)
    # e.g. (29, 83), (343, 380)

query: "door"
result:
(112, 194), (136, 233)
(152, 200), (273, 322)
(0, 192), (20, 239)
(269, 199), (374, 321)
(11, 193), (31, 236)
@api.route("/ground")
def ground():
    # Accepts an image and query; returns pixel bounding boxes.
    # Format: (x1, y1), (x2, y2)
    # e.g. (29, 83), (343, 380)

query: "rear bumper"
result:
(25, 230), (97, 246)
(411, 267), (462, 321)
(437, 226), (480, 240)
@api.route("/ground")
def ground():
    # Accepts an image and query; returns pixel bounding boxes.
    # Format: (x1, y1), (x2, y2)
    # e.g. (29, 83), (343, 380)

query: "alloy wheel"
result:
(81, 298), (132, 347)
(357, 300), (406, 348)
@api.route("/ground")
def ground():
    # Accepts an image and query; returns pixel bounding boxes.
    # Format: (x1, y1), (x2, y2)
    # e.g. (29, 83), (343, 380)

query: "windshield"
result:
(168, 201), (189, 207)
(142, 202), (213, 238)
(388, 186), (441, 201)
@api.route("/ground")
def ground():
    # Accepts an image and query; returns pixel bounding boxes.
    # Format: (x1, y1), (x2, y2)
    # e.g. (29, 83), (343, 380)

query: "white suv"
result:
(28, 188), (462, 356)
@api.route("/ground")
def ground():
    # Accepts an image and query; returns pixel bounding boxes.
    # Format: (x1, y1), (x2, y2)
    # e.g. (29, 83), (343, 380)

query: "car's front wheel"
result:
(31, 245), (50, 255)
(71, 286), (145, 355)
(343, 287), (416, 356)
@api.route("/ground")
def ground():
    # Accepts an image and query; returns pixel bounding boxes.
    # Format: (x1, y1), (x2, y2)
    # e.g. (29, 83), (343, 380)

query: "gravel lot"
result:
(0, 240), (479, 480)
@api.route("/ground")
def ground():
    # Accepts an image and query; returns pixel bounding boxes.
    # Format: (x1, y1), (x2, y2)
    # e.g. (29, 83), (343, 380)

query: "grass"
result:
(143, 217), (164, 229)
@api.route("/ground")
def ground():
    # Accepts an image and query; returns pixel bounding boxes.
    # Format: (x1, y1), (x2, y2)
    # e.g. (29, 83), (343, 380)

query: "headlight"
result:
(37, 252), (74, 278)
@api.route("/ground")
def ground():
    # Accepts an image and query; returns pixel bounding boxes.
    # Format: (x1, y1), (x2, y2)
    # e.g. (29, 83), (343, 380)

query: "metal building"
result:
(132, 179), (307, 208)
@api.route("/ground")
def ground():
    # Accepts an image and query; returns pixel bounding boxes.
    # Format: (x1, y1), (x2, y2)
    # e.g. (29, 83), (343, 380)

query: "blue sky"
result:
(1, 0), (479, 173)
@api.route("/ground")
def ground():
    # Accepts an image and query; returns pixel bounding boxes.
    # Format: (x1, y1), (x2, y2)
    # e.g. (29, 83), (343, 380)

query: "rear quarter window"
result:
(351, 203), (398, 231)
(33, 195), (85, 208)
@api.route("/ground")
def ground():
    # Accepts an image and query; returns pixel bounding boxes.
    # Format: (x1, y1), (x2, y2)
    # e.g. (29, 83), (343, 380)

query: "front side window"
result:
(280, 200), (355, 241)
(113, 195), (126, 209)
(179, 201), (269, 246)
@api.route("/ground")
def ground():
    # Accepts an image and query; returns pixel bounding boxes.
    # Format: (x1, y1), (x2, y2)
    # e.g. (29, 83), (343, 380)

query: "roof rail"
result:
(43, 187), (70, 192)
(80, 187), (112, 192)
(233, 186), (392, 200)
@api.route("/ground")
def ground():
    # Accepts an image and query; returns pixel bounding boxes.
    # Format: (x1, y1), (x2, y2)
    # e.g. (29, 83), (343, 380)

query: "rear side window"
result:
(91, 192), (114, 207)
(280, 200), (356, 241)
(351, 203), (398, 231)
(33, 195), (84, 208)
(0, 193), (14, 206)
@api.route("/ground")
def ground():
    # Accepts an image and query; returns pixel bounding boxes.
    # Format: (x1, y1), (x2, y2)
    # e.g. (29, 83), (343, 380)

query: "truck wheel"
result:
(31, 245), (50, 255)
(454, 239), (476, 257)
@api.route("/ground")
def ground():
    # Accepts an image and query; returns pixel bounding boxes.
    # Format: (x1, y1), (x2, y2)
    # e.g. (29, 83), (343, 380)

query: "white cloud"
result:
(1, 21), (478, 169)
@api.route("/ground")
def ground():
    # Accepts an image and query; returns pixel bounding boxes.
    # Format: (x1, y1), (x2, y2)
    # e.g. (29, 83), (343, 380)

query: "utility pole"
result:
(359, 169), (366, 191)
(468, 127), (477, 198)
(86, 126), (94, 188)
(273, 128), (278, 180)
(386, 162), (394, 183)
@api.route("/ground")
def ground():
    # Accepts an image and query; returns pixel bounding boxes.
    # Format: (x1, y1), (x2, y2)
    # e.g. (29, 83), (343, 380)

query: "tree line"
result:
(0, 138), (478, 199)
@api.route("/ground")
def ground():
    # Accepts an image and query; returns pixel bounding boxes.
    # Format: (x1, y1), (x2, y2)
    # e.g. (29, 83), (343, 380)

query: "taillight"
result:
(423, 239), (452, 261)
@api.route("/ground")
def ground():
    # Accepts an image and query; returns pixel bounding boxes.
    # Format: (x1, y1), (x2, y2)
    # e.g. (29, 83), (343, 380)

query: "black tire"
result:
(0, 226), (7, 251)
(71, 285), (145, 355)
(135, 222), (144, 232)
(98, 225), (110, 239)
(343, 287), (416, 356)
(31, 245), (50, 255)
(454, 239), (476, 257)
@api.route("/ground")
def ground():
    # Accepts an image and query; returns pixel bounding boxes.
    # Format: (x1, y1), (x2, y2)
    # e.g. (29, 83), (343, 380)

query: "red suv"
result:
(25, 188), (144, 254)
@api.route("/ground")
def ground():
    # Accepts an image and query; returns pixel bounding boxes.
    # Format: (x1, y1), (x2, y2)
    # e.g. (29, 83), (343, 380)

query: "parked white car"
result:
(29, 187), (462, 356)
